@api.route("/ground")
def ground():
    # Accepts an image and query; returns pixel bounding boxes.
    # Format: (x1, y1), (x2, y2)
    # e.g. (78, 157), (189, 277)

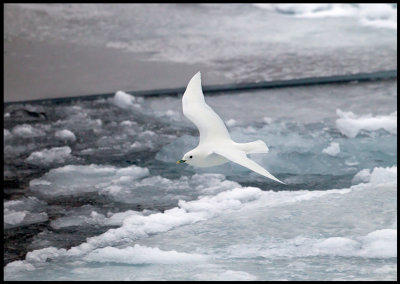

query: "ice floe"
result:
(55, 129), (76, 142)
(322, 142), (340, 156)
(84, 244), (208, 265)
(30, 164), (150, 197)
(253, 4), (397, 30)
(3, 164), (397, 280)
(25, 146), (74, 165)
(336, 109), (397, 138)
(12, 124), (45, 138)
(4, 197), (48, 229)
(111, 91), (141, 109)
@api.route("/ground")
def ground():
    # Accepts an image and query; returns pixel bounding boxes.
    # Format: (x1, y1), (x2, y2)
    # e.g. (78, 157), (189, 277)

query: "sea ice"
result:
(111, 91), (141, 109)
(3, 261), (35, 275)
(322, 142), (340, 156)
(335, 109), (397, 138)
(4, 196), (47, 213)
(358, 229), (397, 258)
(84, 244), (208, 265)
(351, 166), (397, 186)
(352, 168), (372, 184)
(25, 146), (73, 165)
(29, 164), (150, 197)
(4, 197), (48, 229)
(4, 129), (12, 139)
(253, 4), (397, 30)
(50, 205), (144, 230)
(55, 129), (76, 142)
(101, 173), (240, 205)
(369, 166), (397, 185)
(194, 270), (258, 281)
(12, 124), (45, 138)
(3, 164), (396, 280)
(222, 228), (397, 260)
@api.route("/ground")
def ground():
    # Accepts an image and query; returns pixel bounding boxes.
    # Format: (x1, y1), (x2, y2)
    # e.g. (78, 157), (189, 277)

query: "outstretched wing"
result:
(182, 72), (231, 144)
(213, 148), (286, 184)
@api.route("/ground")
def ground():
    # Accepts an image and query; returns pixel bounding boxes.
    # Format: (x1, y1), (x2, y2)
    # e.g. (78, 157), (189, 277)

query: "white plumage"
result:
(178, 72), (285, 184)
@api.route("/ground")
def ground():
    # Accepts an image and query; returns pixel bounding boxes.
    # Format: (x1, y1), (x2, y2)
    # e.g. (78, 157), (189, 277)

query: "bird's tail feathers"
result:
(236, 140), (269, 154)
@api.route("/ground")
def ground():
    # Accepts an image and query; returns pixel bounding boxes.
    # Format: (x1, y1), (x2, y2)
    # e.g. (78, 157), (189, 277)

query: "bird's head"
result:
(176, 149), (198, 165)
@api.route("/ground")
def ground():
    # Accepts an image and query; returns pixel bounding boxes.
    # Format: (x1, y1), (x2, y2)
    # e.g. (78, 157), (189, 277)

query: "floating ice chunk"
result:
(253, 4), (397, 29)
(4, 129), (12, 139)
(50, 205), (143, 229)
(352, 166), (396, 185)
(12, 124), (45, 138)
(253, 4), (356, 18)
(30, 164), (150, 197)
(225, 227), (396, 260)
(25, 146), (73, 165)
(84, 244), (208, 265)
(55, 129), (76, 142)
(369, 166), (397, 185)
(244, 126), (257, 133)
(4, 196), (47, 212)
(373, 265), (397, 275)
(352, 168), (372, 184)
(335, 109), (397, 138)
(5, 210), (28, 225)
(4, 197), (48, 229)
(263, 117), (273, 124)
(4, 260), (35, 275)
(100, 173), (240, 205)
(5, 143), (39, 158)
(95, 119), (102, 126)
(130, 141), (143, 149)
(274, 4), (334, 16)
(26, 247), (67, 263)
(4, 197), (47, 225)
(322, 142), (340, 156)
(164, 109), (181, 121)
(313, 237), (360, 256)
(105, 210), (147, 226)
(140, 130), (156, 137)
(4, 211), (48, 229)
(344, 158), (359, 167)
(111, 91), (141, 109)
(359, 4), (397, 29)
(195, 270), (258, 281)
(50, 207), (106, 229)
(120, 120), (137, 127)
(312, 229), (397, 258)
(178, 187), (263, 217)
(357, 229), (397, 258)
(225, 119), (237, 127)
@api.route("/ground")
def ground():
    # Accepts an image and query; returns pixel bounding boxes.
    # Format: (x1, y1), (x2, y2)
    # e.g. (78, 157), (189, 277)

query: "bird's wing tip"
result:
(192, 71), (201, 80)
(185, 71), (202, 93)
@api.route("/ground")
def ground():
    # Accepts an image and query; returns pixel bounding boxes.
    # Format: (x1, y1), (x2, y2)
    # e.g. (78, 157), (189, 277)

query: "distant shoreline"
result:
(4, 37), (228, 103)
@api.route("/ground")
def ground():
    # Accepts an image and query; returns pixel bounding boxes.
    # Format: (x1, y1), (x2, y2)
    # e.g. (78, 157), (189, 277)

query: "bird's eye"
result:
(189, 155), (193, 159)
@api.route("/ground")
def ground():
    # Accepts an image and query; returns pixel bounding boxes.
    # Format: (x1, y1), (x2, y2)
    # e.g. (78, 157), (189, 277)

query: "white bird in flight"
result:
(176, 72), (286, 184)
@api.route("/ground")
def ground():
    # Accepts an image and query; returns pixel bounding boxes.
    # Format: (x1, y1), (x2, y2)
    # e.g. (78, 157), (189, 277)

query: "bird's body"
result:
(177, 72), (285, 185)
(185, 147), (229, 167)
